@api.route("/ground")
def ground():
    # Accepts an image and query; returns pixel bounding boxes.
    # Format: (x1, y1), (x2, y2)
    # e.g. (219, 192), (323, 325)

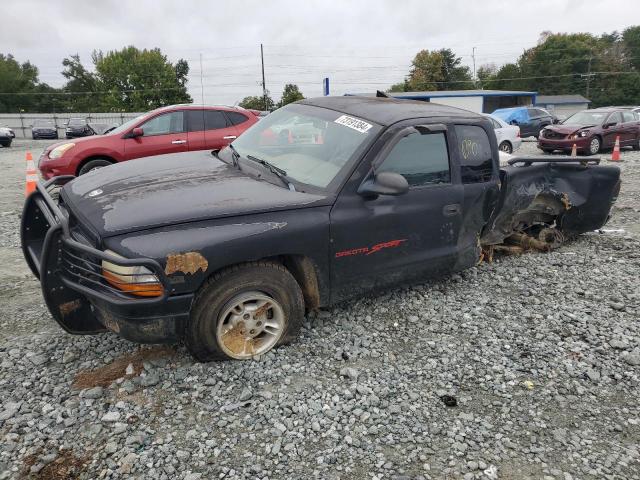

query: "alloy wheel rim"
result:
(216, 291), (285, 359)
(590, 138), (599, 154)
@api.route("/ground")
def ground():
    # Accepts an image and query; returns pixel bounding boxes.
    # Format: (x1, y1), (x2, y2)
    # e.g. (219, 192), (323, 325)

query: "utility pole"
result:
(472, 47), (477, 88)
(261, 44), (267, 111)
(199, 53), (205, 105)
(585, 54), (593, 98)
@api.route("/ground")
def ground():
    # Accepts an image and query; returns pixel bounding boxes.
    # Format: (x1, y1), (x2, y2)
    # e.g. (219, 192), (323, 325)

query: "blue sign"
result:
(323, 77), (330, 96)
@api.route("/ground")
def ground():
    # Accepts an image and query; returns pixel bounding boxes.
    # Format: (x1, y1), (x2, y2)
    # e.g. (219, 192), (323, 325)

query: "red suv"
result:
(38, 105), (258, 179)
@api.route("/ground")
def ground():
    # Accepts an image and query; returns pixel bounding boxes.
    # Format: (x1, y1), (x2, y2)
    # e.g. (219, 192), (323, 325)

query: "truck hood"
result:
(61, 150), (328, 238)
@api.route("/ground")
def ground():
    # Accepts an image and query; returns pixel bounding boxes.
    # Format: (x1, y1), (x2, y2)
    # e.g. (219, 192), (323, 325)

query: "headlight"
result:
(579, 130), (589, 137)
(101, 250), (163, 297)
(49, 143), (75, 159)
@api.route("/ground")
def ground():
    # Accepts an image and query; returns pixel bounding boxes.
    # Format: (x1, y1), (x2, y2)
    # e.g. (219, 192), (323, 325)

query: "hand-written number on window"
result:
(460, 139), (479, 160)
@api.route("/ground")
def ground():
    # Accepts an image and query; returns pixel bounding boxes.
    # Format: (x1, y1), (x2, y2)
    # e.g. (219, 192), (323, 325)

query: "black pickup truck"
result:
(21, 97), (621, 361)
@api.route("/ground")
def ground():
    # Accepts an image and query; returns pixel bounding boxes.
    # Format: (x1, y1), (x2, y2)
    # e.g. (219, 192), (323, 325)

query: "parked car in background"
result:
(32, 119), (58, 139)
(65, 117), (94, 139)
(38, 104), (258, 178)
(0, 127), (13, 147)
(538, 108), (640, 155)
(492, 106), (558, 138)
(484, 114), (521, 154)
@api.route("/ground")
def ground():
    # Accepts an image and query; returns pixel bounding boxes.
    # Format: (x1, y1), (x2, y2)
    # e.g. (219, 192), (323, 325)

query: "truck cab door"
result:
(329, 123), (464, 302)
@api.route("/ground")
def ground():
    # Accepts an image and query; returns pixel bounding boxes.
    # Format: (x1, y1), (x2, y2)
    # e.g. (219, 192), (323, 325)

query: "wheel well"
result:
(202, 255), (322, 311)
(76, 155), (115, 176)
(499, 140), (512, 147)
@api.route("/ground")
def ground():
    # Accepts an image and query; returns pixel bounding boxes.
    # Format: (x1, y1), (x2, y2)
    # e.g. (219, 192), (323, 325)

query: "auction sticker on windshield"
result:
(334, 115), (373, 133)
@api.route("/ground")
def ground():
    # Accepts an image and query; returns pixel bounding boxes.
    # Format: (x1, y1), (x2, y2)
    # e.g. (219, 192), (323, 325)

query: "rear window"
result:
(455, 125), (494, 183)
(226, 111), (249, 126)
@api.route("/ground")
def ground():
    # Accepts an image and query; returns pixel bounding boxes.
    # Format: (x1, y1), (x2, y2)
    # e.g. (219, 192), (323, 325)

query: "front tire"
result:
(185, 261), (304, 362)
(633, 136), (640, 151)
(588, 136), (601, 155)
(499, 141), (512, 154)
(78, 158), (113, 176)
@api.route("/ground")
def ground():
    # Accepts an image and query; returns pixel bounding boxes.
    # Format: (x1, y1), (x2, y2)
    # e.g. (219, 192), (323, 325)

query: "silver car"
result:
(484, 114), (522, 154)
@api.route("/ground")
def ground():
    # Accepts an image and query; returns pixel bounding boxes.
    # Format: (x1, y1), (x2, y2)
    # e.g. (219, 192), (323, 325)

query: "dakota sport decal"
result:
(335, 239), (407, 258)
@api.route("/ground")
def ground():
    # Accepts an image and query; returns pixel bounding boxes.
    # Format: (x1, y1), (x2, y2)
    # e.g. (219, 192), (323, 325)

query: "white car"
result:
(484, 114), (522, 154)
(0, 126), (14, 148)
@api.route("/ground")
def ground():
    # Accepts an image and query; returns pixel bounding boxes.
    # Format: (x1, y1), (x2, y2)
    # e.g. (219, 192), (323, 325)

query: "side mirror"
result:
(130, 127), (144, 138)
(602, 122), (616, 129)
(509, 120), (519, 125)
(552, 118), (560, 124)
(358, 171), (409, 198)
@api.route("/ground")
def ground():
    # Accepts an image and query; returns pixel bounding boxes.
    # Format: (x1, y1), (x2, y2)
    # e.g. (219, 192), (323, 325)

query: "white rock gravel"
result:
(0, 140), (639, 479)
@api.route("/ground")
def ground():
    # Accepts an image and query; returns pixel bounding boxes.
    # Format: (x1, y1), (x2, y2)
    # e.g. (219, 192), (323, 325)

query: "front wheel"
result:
(499, 141), (512, 154)
(588, 136), (601, 155)
(185, 261), (304, 361)
(633, 137), (640, 151)
(78, 158), (113, 175)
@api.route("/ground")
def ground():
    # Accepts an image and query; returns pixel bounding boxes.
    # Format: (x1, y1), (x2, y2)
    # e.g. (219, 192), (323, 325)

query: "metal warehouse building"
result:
(534, 94), (591, 119)
(348, 90), (537, 114)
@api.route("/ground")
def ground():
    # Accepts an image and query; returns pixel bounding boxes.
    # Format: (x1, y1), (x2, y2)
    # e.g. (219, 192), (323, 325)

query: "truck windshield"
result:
(228, 103), (381, 189)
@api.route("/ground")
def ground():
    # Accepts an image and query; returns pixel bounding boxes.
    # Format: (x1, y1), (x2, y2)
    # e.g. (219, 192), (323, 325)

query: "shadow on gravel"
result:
(72, 345), (175, 389)
(22, 448), (90, 480)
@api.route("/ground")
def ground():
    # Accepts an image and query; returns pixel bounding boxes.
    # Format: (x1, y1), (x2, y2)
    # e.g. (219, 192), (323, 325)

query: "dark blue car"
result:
(492, 106), (557, 138)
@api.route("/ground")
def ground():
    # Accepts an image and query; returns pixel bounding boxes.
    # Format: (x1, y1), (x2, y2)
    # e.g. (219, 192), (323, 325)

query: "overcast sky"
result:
(3, 0), (640, 105)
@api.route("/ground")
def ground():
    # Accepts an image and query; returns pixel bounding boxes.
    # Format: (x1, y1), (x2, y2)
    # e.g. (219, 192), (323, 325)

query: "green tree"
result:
(278, 83), (304, 107)
(0, 54), (52, 112)
(396, 48), (473, 92)
(92, 46), (191, 111)
(239, 92), (274, 111)
(387, 79), (410, 92)
(60, 54), (99, 111)
(623, 26), (640, 69)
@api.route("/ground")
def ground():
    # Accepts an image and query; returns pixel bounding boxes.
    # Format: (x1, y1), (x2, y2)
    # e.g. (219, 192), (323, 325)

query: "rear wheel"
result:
(499, 141), (512, 154)
(185, 261), (304, 362)
(588, 136), (601, 155)
(78, 158), (113, 176)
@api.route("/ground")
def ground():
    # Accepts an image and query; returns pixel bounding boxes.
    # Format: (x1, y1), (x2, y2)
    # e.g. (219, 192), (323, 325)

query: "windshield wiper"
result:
(246, 154), (296, 191)
(227, 144), (241, 169)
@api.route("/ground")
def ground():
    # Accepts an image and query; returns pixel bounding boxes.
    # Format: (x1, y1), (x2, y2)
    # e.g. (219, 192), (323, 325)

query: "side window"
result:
(455, 125), (494, 183)
(140, 111), (184, 136)
(204, 110), (228, 130)
(622, 111), (635, 123)
(607, 112), (622, 125)
(378, 132), (450, 187)
(529, 108), (544, 118)
(490, 117), (501, 129)
(186, 110), (205, 132)
(226, 111), (249, 126)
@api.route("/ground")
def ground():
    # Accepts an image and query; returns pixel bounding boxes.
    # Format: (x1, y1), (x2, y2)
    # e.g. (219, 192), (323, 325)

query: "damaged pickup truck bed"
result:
(21, 97), (621, 361)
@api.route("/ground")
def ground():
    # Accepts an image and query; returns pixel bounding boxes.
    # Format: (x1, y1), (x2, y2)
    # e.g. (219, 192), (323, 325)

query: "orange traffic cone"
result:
(25, 151), (38, 197)
(610, 135), (621, 162)
(570, 143), (577, 157)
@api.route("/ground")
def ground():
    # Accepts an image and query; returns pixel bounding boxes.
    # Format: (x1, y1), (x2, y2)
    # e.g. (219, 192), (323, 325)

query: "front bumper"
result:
(39, 155), (74, 180)
(537, 136), (589, 152)
(21, 178), (191, 343)
(33, 130), (58, 139)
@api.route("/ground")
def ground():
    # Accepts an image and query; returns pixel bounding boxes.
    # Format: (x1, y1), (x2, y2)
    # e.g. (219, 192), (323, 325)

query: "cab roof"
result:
(299, 96), (482, 127)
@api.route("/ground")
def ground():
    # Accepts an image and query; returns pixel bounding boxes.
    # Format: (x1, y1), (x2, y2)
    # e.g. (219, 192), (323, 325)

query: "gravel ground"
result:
(0, 139), (639, 480)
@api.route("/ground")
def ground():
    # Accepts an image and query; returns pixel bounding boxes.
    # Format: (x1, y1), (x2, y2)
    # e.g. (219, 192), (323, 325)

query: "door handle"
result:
(171, 140), (187, 144)
(223, 135), (237, 140)
(443, 204), (461, 216)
